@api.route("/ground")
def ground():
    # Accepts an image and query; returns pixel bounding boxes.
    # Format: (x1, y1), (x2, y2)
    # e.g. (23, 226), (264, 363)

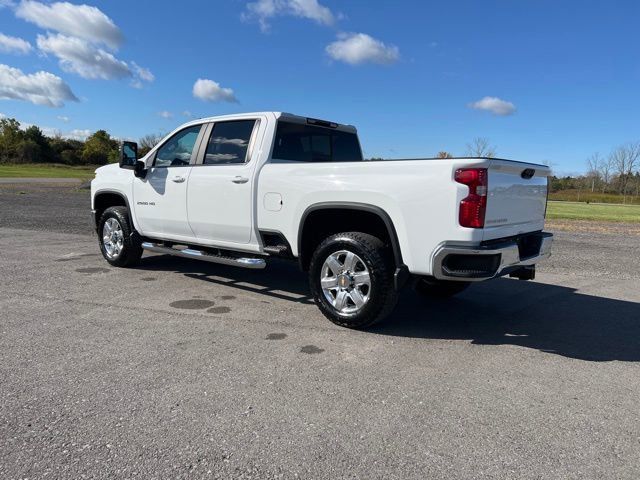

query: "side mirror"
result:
(119, 141), (138, 169)
(119, 141), (147, 178)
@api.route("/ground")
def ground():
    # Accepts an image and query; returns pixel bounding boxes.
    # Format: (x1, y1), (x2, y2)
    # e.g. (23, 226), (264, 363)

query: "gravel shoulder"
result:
(0, 184), (93, 235)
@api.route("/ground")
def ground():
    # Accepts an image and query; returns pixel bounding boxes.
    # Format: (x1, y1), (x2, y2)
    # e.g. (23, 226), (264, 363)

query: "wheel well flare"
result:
(93, 192), (127, 228)
(298, 206), (402, 271)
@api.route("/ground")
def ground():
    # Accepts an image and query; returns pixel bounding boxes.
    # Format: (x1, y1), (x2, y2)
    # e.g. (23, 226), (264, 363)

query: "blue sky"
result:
(0, 0), (639, 173)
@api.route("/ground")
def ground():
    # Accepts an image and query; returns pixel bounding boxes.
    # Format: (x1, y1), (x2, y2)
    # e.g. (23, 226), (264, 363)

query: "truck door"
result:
(186, 119), (260, 245)
(132, 124), (204, 240)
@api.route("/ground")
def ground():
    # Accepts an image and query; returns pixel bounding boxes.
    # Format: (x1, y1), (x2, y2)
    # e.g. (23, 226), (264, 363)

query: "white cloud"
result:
(130, 62), (154, 88)
(0, 112), (6, 118)
(14, 1), (150, 88)
(468, 96), (516, 116)
(0, 63), (78, 107)
(131, 61), (154, 82)
(65, 128), (90, 140)
(0, 32), (32, 54)
(243, 0), (335, 32)
(12, 118), (90, 140)
(182, 110), (193, 118)
(158, 110), (172, 119)
(326, 32), (399, 66)
(193, 78), (238, 103)
(57, 115), (69, 122)
(15, 0), (123, 49)
(0, 0), (16, 8)
(37, 33), (130, 80)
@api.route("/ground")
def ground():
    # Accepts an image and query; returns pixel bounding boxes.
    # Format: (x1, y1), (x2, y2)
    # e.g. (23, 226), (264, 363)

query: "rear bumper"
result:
(432, 231), (553, 282)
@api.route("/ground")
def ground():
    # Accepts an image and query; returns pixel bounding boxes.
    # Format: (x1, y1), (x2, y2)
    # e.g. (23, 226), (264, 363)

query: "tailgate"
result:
(483, 159), (550, 241)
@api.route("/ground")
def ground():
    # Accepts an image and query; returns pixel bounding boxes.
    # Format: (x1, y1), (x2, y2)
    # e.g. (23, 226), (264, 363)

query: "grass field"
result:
(0, 164), (98, 180)
(547, 201), (640, 223)
(549, 190), (640, 205)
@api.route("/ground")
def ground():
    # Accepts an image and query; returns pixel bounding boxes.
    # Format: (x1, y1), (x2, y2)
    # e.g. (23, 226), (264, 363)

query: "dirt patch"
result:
(75, 267), (110, 274)
(300, 345), (324, 355)
(207, 306), (231, 314)
(547, 219), (640, 236)
(169, 299), (215, 310)
(266, 333), (287, 340)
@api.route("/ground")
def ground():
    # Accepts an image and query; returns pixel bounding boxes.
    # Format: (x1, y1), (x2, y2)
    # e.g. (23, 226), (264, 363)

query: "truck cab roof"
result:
(182, 112), (357, 133)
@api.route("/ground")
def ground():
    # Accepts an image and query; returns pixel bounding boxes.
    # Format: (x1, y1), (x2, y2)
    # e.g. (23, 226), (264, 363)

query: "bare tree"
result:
(586, 153), (603, 192)
(138, 133), (164, 157)
(539, 159), (556, 177)
(437, 151), (453, 159)
(610, 142), (640, 201)
(465, 137), (496, 158)
(598, 154), (614, 193)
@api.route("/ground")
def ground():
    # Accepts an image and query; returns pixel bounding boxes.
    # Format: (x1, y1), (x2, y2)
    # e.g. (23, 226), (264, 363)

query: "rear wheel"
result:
(309, 232), (397, 329)
(414, 277), (470, 298)
(98, 206), (143, 267)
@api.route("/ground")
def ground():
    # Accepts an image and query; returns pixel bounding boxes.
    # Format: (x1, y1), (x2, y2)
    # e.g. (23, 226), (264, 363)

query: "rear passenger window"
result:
(203, 120), (256, 165)
(272, 121), (363, 162)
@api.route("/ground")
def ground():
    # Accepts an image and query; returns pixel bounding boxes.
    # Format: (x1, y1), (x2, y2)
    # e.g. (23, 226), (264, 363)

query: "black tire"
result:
(98, 206), (143, 267)
(309, 232), (397, 329)
(414, 277), (471, 298)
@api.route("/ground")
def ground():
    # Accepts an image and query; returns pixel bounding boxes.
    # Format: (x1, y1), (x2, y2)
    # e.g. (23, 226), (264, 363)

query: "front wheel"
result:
(309, 232), (397, 329)
(98, 206), (143, 267)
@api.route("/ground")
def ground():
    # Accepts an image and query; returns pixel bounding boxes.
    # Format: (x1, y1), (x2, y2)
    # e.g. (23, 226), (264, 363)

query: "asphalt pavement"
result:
(1, 186), (639, 479)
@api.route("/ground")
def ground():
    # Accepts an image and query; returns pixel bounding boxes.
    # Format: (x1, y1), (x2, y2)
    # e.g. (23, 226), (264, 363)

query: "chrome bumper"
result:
(432, 232), (553, 282)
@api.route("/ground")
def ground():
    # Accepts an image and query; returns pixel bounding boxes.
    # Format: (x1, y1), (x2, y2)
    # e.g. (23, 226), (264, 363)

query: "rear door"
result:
(483, 160), (550, 240)
(132, 124), (204, 240)
(186, 118), (261, 245)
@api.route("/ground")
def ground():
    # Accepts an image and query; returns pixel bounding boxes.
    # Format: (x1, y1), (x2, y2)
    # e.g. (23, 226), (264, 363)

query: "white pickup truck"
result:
(91, 112), (553, 328)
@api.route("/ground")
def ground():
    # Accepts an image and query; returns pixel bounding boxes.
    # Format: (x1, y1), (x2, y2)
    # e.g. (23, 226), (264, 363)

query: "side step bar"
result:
(141, 242), (266, 269)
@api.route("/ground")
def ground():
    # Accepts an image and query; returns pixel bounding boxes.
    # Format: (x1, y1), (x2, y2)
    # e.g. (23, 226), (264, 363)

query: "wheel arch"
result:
(297, 202), (405, 272)
(93, 189), (132, 230)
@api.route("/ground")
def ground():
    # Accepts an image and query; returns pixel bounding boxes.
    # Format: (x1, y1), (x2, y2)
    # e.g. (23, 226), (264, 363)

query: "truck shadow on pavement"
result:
(139, 255), (640, 363)
(382, 280), (640, 363)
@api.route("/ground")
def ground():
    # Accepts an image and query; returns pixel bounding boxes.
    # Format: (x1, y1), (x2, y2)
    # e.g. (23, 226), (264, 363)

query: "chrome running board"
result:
(141, 242), (266, 269)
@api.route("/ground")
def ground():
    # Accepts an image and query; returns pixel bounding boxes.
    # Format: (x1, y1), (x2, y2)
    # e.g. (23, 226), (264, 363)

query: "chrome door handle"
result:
(232, 176), (249, 184)
(172, 176), (186, 183)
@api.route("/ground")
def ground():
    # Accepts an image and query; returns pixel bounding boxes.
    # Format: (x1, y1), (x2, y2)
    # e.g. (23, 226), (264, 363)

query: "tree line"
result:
(582, 144), (640, 198)
(0, 117), (119, 165)
(3, 116), (639, 199)
(443, 137), (640, 201)
(0, 117), (166, 166)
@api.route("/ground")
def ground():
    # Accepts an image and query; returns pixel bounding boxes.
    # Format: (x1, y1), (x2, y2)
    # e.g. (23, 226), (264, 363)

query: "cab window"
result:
(154, 125), (202, 167)
(203, 120), (257, 165)
(272, 121), (363, 162)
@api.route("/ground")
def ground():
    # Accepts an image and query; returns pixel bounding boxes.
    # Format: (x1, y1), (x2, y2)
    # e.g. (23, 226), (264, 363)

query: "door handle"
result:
(172, 176), (186, 183)
(232, 176), (249, 184)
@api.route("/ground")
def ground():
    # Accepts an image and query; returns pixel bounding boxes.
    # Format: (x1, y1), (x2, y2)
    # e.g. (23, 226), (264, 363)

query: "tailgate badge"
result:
(521, 168), (535, 179)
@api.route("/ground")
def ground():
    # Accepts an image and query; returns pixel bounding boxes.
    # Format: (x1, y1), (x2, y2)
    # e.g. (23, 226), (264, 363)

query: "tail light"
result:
(455, 168), (488, 228)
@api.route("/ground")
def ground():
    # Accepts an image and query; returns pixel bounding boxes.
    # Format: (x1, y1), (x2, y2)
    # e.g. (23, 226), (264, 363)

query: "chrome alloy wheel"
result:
(320, 250), (371, 314)
(102, 217), (124, 259)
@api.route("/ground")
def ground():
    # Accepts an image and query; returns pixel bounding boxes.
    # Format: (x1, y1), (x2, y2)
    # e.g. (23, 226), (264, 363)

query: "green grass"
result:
(0, 163), (98, 179)
(547, 201), (640, 223)
(549, 190), (640, 205)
